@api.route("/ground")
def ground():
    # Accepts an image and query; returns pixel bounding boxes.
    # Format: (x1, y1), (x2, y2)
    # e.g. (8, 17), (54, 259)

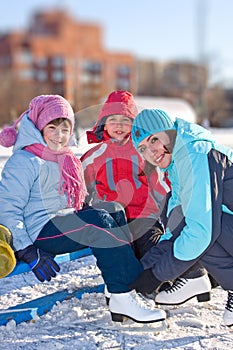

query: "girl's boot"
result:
(109, 290), (166, 323)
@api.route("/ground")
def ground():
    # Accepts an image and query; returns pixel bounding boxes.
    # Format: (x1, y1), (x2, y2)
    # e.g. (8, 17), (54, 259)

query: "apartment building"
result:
(0, 9), (135, 115)
(2, 8), (230, 127)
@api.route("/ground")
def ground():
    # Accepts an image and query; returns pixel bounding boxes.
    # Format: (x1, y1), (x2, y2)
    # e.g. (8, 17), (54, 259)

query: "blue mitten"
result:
(16, 245), (60, 282)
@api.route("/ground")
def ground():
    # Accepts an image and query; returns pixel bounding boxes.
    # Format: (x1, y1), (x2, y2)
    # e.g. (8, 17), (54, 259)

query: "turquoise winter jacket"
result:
(0, 115), (70, 251)
(141, 118), (233, 281)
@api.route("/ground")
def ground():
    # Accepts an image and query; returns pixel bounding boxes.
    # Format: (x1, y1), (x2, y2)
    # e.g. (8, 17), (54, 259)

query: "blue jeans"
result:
(35, 206), (143, 293)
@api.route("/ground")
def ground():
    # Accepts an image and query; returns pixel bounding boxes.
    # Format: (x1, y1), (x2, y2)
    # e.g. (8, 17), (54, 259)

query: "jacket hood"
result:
(13, 114), (46, 152)
(86, 90), (138, 144)
(172, 118), (216, 157)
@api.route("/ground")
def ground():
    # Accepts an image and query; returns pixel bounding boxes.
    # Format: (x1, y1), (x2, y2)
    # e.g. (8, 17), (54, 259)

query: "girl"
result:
(0, 95), (166, 324)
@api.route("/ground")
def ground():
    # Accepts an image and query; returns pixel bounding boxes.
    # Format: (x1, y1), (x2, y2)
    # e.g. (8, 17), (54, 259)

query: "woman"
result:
(130, 108), (233, 327)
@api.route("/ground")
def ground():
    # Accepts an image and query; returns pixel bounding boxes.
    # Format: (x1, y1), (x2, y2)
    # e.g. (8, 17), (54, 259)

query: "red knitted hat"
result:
(98, 90), (138, 121)
(86, 90), (138, 144)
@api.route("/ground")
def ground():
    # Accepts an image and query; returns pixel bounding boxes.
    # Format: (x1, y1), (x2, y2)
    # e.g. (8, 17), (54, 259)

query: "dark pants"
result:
(93, 201), (164, 259)
(200, 212), (233, 290)
(34, 206), (142, 293)
(128, 218), (164, 259)
(92, 200), (206, 281)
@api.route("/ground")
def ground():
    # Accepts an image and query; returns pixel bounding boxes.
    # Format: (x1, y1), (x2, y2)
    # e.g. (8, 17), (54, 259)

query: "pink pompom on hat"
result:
(0, 95), (75, 148)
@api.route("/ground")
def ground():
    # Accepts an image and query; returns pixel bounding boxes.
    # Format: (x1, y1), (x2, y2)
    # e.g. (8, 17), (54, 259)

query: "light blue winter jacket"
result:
(0, 115), (71, 251)
(159, 118), (233, 260)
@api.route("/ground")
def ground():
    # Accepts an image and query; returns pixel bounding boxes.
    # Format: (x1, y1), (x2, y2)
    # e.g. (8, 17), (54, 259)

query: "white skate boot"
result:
(155, 274), (211, 305)
(105, 284), (155, 307)
(104, 285), (111, 306)
(109, 290), (166, 323)
(223, 291), (233, 327)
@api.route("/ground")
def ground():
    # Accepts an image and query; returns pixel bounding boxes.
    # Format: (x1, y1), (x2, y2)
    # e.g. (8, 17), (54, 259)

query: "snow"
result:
(0, 127), (233, 349)
(134, 96), (197, 124)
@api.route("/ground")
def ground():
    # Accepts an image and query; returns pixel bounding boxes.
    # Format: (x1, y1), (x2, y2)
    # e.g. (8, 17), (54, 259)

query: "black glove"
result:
(16, 245), (60, 282)
(129, 268), (162, 294)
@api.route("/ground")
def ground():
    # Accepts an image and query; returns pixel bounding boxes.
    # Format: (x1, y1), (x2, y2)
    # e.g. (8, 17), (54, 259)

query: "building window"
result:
(36, 70), (48, 82)
(52, 70), (64, 82)
(92, 75), (101, 83)
(52, 56), (64, 68)
(18, 68), (34, 80)
(15, 49), (33, 64)
(116, 78), (130, 90)
(117, 65), (130, 76)
(81, 60), (102, 86)
(83, 61), (102, 74)
(36, 57), (48, 68)
(80, 73), (91, 83)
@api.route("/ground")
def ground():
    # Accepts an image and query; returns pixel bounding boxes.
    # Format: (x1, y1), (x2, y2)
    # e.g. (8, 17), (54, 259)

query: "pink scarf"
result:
(25, 144), (88, 211)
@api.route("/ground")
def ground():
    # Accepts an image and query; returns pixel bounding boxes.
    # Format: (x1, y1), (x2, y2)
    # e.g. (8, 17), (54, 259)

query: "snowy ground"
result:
(0, 127), (233, 349)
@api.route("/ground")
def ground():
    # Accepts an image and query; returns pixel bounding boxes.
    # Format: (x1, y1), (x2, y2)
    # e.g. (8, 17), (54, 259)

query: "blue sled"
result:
(0, 283), (104, 326)
(0, 247), (105, 326)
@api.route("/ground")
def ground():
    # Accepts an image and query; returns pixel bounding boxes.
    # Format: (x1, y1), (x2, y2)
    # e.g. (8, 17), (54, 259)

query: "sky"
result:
(1, 0), (233, 87)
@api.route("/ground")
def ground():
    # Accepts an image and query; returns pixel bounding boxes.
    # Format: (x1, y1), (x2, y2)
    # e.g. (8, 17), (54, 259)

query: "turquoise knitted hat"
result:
(132, 108), (175, 149)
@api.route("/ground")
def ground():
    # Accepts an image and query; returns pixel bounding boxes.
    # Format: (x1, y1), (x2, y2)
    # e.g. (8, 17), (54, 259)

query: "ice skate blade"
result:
(156, 291), (211, 306)
(110, 318), (168, 333)
(72, 316), (167, 334)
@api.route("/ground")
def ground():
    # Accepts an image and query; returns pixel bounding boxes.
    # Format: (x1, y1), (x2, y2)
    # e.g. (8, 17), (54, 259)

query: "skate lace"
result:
(165, 278), (188, 294)
(130, 290), (152, 309)
(137, 293), (155, 307)
(226, 291), (233, 312)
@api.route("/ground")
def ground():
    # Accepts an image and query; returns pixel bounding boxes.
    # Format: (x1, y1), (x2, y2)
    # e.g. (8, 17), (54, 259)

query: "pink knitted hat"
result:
(0, 95), (75, 147)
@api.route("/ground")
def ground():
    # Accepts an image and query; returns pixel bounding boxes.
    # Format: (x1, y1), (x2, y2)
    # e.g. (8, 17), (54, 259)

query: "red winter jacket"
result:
(81, 136), (170, 220)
